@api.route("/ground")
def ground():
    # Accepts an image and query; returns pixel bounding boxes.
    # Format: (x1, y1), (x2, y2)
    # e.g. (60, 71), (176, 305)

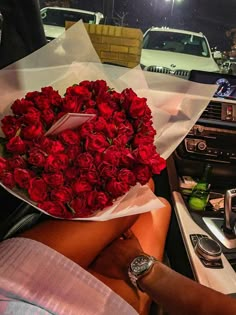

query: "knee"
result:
(147, 178), (155, 192)
(153, 197), (172, 220)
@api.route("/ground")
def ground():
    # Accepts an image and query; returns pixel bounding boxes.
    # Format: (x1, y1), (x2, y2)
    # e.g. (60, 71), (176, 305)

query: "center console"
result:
(169, 70), (236, 294)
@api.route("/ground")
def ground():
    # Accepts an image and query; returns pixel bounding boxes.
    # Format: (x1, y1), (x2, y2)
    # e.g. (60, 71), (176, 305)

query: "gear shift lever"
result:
(224, 188), (236, 236)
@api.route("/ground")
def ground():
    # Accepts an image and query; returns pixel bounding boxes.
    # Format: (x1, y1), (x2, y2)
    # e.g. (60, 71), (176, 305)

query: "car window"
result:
(143, 30), (210, 57)
(41, 8), (96, 26)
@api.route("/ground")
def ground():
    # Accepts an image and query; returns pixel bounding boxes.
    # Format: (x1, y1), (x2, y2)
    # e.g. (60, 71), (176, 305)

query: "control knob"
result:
(195, 237), (222, 262)
(197, 141), (207, 151)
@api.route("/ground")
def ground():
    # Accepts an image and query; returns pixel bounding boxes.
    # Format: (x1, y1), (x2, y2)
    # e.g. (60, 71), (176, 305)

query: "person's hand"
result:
(89, 230), (143, 282)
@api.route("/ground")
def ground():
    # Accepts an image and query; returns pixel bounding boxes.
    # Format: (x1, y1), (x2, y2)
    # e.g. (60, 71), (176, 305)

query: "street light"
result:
(165, 0), (182, 16)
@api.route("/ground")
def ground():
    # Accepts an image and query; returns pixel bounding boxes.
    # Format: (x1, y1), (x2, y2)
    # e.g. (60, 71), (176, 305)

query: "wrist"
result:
(128, 253), (158, 291)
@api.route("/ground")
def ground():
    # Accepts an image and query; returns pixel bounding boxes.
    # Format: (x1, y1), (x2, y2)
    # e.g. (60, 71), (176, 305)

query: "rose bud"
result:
(2, 172), (15, 189)
(28, 148), (47, 167)
(28, 178), (48, 202)
(38, 201), (72, 218)
(6, 136), (26, 155)
(14, 168), (33, 189)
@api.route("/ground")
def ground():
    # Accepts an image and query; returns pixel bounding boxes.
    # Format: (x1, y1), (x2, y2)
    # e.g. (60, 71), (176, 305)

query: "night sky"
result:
(42, 0), (236, 50)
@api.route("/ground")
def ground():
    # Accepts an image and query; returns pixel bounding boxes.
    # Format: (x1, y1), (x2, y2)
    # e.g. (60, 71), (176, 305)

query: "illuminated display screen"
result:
(189, 70), (236, 101)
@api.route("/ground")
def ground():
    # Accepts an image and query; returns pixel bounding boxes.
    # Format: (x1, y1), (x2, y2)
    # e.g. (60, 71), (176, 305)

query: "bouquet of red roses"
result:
(0, 79), (165, 219)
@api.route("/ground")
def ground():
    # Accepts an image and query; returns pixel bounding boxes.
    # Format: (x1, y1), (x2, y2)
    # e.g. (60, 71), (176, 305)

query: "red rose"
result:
(41, 109), (55, 128)
(70, 196), (92, 217)
(87, 191), (109, 211)
(42, 172), (64, 187)
(1, 124), (20, 139)
(34, 136), (52, 152)
(80, 168), (98, 184)
(34, 96), (51, 111)
(150, 154), (166, 174)
(28, 178), (48, 202)
(93, 117), (107, 133)
(117, 121), (134, 138)
(7, 155), (26, 170)
(47, 141), (65, 154)
(85, 133), (109, 153)
(98, 161), (117, 178)
(106, 179), (129, 198)
(64, 167), (80, 182)
(62, 95), (81, 113)
(6, 136), (26, 154)
(133, 165), (152, 185)
(98, 102), (115, 119)
(121, 88), (137, 111)
(21, 122), (44, 140)
(84, 108), (97, 115)
(11, 99), (34, 115)
(14, 168), (33, 189)
(85, 99), (96, 109)
(79, 121), (94, 138)
(104, 123), (117, 139)
(59, 129), (80, 145)
(51, 187), (73, 203)
(2, 172), (15, 189)
(103, 146), (121, 167)
(28, 149), (47, 167)
(45, 154), (69, 172)
(129, 96), (147, 119)
(133, 134), (154, 147)
(0, 157), (7, 176)
(113, 134), (130, 147)
(77, 153), (94, 169)
(72, 180), (92, 194)
(93, 80), (108, 95)
(38, 201), (72, 218)
(133, 144), (153, 164)
(117, 169), (136, 186)
(66, 145), (81, 160)
(41, 87), (62, 107)
(113, 111), (126, 124)
(119, 148), (135, 168)
(1, 115), (20, 139)
(23, 108), (41, 124)
(66, 85), (91, 100)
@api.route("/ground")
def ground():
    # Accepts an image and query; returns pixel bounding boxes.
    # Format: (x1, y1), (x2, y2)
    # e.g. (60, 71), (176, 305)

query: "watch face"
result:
(131, 255), (151, 274)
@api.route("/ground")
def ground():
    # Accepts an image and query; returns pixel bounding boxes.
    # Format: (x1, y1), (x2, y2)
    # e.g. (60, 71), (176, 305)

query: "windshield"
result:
(41, 8), (96, 27)
(143, 30), (210, 57)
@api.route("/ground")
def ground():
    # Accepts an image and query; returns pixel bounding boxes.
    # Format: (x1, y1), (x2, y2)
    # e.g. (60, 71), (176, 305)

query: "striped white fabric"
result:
(0, 238), (138, 315)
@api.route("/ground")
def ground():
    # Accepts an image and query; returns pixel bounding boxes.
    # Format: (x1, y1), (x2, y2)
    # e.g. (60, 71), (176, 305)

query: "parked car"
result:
(40, 6), (104, 41)
(140, 27), (220, 79)
(220, 59), (236, 75)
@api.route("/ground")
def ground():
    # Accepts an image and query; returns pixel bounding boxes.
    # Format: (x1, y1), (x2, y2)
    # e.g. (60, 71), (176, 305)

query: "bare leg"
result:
(20, 214), (139, 268)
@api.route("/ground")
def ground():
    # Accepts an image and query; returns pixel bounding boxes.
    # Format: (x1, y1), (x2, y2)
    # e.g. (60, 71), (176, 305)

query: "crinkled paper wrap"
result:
(0, 21), (217, 220)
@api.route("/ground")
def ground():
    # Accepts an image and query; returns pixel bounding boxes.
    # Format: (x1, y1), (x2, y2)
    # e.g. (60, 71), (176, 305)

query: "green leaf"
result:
(66, 202), (76, 215)
(15, 128), (21, 137)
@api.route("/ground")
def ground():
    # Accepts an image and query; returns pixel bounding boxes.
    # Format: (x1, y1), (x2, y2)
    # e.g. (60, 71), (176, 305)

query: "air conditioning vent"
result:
(201, 101), (222, 120)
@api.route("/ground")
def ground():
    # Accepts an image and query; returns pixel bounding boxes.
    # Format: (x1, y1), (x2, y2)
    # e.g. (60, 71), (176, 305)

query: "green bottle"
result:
(188, 164), (212, 211)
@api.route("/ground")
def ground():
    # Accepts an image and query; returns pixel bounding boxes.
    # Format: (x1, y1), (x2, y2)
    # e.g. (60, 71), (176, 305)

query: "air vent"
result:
(201, 101), (222, 120)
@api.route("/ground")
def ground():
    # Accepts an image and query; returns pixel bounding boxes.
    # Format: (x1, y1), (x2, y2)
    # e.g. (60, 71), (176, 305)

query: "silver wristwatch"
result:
(128, 254), (158, 291)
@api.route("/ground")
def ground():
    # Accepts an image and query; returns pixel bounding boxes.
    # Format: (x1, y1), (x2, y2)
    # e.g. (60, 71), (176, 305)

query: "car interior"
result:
(1, 1), (236, 314)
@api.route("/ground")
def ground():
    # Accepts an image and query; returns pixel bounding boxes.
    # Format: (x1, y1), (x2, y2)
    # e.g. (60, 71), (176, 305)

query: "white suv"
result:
(141, 27), (219, 79)
(41, 7), (104, 41)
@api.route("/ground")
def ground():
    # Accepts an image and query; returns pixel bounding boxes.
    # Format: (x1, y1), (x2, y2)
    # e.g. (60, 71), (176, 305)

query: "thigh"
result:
(19, 214), (139, 268)
(131, 197), (171, 260)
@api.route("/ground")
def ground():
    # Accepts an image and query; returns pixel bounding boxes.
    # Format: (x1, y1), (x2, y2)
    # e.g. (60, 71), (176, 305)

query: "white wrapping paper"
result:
(0, 21), (217, 220)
